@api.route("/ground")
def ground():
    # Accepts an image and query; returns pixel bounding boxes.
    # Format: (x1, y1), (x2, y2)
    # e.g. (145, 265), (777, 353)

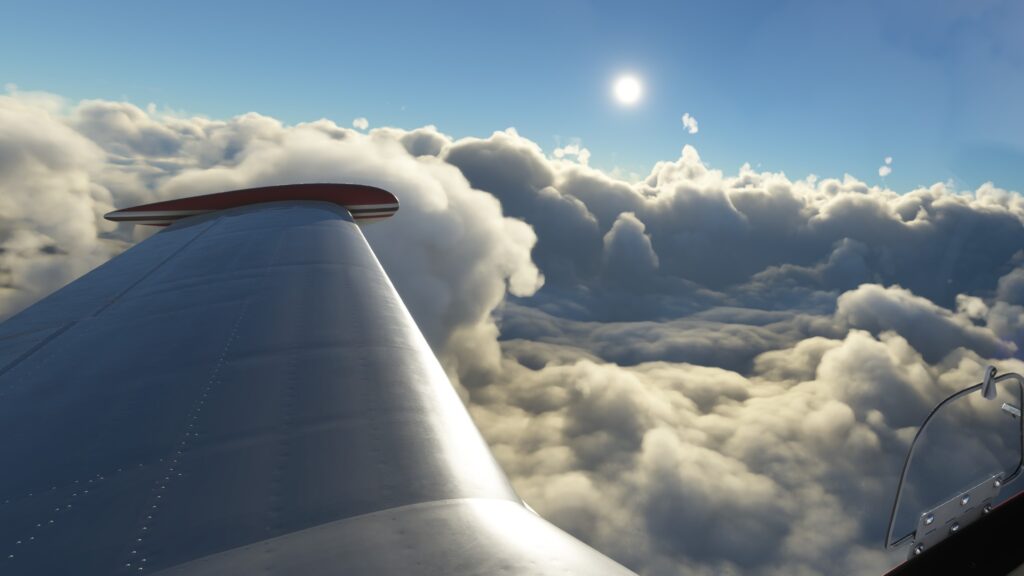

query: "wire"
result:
(884, 371), (1024, 550)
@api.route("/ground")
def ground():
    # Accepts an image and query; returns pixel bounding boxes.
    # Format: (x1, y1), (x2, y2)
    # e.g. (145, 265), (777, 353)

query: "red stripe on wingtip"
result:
(105, 183), (399, 225)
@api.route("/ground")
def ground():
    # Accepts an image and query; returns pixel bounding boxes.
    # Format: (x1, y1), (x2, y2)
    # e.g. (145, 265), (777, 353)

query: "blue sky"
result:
(3, 0), (1022, 191)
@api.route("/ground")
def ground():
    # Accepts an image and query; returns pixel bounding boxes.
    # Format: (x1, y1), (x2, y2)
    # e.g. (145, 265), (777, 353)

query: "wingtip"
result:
(105, 183), (399, 226)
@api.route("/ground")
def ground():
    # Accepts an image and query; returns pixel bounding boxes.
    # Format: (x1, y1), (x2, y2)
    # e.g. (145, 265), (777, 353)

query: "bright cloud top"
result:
(2, 88), (1023, 576)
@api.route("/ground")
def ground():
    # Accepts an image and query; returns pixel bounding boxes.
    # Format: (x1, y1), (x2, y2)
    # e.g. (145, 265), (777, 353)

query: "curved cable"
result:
(884, 371), (1024, 550)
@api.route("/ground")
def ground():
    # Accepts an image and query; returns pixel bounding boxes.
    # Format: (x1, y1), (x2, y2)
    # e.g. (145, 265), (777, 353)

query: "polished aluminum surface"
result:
(0, 201), (637, 575)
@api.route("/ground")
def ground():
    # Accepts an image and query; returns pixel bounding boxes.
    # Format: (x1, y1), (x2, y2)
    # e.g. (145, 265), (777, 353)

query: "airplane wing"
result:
(0, 184), (637, 576)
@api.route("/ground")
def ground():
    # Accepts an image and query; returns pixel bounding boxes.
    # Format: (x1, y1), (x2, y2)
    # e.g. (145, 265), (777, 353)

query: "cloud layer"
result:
(2, 88), (1023, 575)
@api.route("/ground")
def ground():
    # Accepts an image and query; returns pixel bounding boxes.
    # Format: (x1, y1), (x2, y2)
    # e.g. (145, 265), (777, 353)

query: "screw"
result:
(960, 494), (970, 506)
(914, 544), (925, 555)
(984, 504), (993, 514)
(950, 522), (960, 534)
(923, 513), (935, 526)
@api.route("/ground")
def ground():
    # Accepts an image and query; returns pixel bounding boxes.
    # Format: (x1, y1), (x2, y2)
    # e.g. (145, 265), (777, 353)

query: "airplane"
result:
(0, 183), (637, 575)
(0, 182), (1021, 575)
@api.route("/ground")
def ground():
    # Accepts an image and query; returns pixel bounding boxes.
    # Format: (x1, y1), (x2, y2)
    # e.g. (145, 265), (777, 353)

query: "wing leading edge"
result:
(0, 185), (637, 575)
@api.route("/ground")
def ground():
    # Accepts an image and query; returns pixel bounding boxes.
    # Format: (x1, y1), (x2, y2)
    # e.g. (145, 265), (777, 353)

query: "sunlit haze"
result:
(613, 75), (642, 106)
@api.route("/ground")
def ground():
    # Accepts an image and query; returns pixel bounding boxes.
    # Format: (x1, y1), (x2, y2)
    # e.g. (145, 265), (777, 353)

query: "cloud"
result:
(0, 90), (543, 384)
(2, 88), (1023, 576)
(681, 112), (699, 134)
(553, 142), (592, 166)
(836, 283), (1015, 362)
(0, 91), (122, 315)
(352, 117), (369, 130)
(879, 156), (893, 177)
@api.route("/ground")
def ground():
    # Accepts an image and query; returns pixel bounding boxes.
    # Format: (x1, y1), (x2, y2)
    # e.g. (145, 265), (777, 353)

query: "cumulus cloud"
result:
(352, 116), (369, 130)
(0, 91), (122, 315)
(0, 89), (543, 383)
(836, 283), (1015, 362)
(553, 142), (592, 166)
(879, 156), (893, 177)
(681, 112), (699, 134)
(2, 88), (1023, 576)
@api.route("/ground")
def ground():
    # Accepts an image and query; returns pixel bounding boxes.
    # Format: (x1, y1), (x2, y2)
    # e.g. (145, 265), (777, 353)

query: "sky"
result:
(2, 2), (1024, 575)
(3, 0), (1024, 192)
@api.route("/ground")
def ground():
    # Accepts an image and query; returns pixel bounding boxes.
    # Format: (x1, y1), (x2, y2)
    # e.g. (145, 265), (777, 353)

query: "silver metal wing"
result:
(0, 185), (637, 576)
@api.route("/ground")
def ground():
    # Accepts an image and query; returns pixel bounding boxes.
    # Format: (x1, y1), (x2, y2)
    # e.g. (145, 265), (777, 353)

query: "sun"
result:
(613, 75), (642, 106)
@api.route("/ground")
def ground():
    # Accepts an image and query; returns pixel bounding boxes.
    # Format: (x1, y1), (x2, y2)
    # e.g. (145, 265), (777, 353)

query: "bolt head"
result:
(950, 522), (960, 534)
(984, 504), (993, 515)
(994, 479), (1002, 488)
(923, 513), (935, 526)
(960, 494), (971, 506)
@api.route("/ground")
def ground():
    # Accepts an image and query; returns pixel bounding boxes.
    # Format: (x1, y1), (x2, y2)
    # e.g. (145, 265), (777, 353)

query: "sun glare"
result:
(613, 75), (642, 106)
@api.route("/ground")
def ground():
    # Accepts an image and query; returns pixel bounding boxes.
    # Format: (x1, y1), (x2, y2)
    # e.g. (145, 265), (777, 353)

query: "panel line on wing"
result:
(92, 219), (219, 318)
(0, 219), (218, 381)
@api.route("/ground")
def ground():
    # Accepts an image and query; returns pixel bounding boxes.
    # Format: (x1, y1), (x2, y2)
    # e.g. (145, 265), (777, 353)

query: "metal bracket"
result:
(885, 368), (1024, 552)
(908, 473), (1003, 559)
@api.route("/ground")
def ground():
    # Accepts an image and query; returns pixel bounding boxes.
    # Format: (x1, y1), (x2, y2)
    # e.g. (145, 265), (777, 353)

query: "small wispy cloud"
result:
(878, 155), (893, 177)
(553, 142), (591, 166)
(352, 117), (369, 130)
(681, 113), (699, 134)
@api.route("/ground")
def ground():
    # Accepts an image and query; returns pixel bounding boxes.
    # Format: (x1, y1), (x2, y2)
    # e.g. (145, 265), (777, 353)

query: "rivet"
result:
(950, 522), (960, 534)
(984, 504), (993, 514)
(994, 479), (1002, 488)
(923, 513), (934, 526)
(914, 544), (924, 555)
(960, 494), (970, 506)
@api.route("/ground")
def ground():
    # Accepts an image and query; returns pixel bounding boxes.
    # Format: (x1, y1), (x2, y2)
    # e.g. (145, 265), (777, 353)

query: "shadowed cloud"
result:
(2, 88), (1023, 575)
